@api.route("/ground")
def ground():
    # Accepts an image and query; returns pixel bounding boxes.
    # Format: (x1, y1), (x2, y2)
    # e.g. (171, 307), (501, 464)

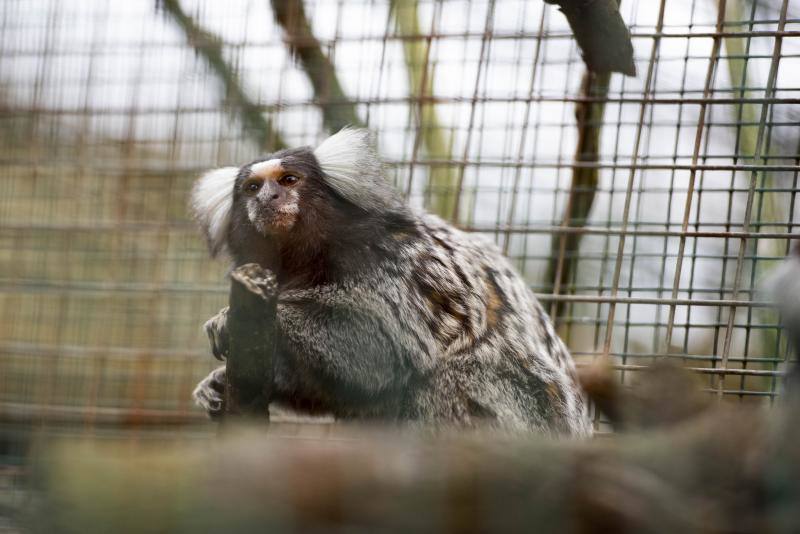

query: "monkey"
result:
(190, 128), (591, 436)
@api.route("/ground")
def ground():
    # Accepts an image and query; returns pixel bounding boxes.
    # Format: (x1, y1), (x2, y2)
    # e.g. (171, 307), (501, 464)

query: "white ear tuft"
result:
(313, 127), (401, 212)
(190, 167), (239, 257)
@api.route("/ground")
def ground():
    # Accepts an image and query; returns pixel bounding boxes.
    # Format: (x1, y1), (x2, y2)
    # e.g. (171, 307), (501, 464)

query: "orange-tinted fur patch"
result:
(485, 278), (504, 329)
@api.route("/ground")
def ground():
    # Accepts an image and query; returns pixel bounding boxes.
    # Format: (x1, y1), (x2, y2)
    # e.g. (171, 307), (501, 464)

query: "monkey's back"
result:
(392, 213), (591, 436)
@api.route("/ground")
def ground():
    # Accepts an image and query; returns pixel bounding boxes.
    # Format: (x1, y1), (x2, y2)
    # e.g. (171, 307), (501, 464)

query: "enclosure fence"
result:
(0, 0), (798, 445)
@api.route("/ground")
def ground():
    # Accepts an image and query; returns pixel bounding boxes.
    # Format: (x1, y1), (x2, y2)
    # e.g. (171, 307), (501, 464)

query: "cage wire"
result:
(0, 0), (798, 458)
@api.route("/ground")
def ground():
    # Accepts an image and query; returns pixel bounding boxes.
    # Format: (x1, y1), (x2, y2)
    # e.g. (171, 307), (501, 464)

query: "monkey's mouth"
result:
(249, 205), (299, 235)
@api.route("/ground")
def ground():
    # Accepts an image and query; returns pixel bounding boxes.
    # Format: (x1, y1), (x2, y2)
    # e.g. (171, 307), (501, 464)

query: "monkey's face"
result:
(192, 130), (401, 263)
(238, 158), (303, 236)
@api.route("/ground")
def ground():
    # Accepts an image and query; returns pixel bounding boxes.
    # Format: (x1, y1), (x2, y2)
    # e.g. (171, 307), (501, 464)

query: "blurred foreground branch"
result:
(269, 0), (363, 132)
(161, 0), (286, 150)
(32, 361), (800, 533)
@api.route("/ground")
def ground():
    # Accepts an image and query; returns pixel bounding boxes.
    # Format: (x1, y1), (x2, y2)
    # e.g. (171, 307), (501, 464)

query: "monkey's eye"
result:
(279, 174), (299, 186)
(243, 179), (262, 194)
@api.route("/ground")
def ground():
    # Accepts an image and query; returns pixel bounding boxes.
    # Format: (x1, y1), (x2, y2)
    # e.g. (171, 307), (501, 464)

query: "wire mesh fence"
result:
(0, 0), (798, 448)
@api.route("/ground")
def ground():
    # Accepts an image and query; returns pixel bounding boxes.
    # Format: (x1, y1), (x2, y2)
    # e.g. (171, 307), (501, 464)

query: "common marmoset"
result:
(191, 128), (591, 436)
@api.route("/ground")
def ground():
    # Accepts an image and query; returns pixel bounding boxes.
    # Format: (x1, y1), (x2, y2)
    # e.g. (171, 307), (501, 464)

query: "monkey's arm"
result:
(194, 280), (434, 416)
(274, 283), (433, 407)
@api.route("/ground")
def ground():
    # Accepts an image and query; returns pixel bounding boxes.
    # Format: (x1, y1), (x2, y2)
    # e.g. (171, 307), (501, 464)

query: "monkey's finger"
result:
(207, 330), (227, 361)
(209, 375), (225, 394)
(191, 386), (212, 407)
(200, 387), (224, 414)
(196, 394), (223, 416)
(204, 325), (226, 361)
(204, 315), (229, 361)
(192, 382), (223, 410)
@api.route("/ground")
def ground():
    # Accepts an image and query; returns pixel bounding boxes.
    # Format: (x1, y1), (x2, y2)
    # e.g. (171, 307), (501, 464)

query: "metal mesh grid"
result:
(0, 0), (798, 433)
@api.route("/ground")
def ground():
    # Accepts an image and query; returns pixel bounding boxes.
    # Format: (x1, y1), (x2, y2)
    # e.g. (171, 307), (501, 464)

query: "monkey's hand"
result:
(192, 366), (226, 419)
(204, 306), (229, 360)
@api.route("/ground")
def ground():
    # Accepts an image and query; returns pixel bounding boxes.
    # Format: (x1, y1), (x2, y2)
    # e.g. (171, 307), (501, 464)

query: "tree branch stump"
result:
(544, 0), (636, 76)
(224, 263), (278, 420)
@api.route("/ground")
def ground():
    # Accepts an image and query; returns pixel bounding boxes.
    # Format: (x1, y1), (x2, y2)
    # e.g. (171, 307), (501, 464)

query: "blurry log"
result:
(29, 351), (800, 532)
(224, 264), (278, 419)
(33, 392), (798, 533)
(578, 358), (712, 431)
(544, 0), (636, 76)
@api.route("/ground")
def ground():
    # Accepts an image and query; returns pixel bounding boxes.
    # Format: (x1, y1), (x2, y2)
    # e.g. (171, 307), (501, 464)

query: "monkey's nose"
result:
(259, 182), (281, 202)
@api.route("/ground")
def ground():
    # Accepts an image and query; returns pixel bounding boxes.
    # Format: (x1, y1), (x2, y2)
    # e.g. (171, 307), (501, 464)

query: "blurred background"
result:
(0, 0), (798, 525)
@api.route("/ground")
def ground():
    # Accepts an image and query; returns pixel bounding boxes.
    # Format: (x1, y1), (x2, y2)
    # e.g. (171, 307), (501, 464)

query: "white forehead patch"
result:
(190, 166), (239, 257)
(250, 158), (282, 178)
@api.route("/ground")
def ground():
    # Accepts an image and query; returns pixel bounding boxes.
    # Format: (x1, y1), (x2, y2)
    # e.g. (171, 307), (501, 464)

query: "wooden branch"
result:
(543, 0), (632, 319)
(269, 0), (363, 133)
(544, 0), (636, 76)
(161, 0), (286, 150)
(545, 70), (608, 324)
(224, 263), (278, 419)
